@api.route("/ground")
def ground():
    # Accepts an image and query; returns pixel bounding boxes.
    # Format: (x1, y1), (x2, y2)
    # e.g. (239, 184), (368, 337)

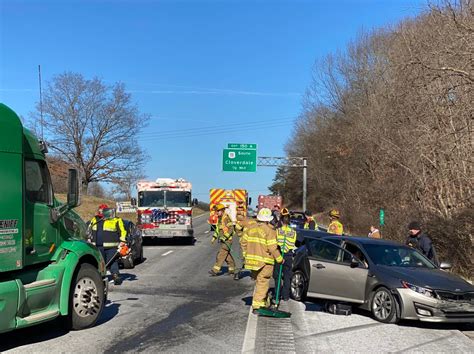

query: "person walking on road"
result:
(241, 208), (283, 312)
(406, 221), (438, 265)
(89, 206), (127, 285)
(209, 204), (236, 276)
(327, 209), (344, 235)
(234, 214), (257, 280)
(273, 209), (296, 302)
(304, 210), (318, 230)
(368, 225), (381, 238)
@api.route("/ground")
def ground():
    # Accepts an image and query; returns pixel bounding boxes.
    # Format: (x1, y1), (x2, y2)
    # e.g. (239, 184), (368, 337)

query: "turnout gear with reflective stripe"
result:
(90, 216), (127, 248)
(212, 213), (234, 242)
(328, 220), (344, 235)
(241, 222), (283, 271)
(251, 264), (273, 310)
(212, 240), (236, 274)
(304, 216), (317, 230)
(235, 217), (257, 237)
(276, 225), (297, 253)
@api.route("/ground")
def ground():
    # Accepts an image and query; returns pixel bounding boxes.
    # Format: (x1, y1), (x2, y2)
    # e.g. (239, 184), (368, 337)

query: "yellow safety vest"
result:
(277, 225), (297, 253)
(328, 220), (344, 235)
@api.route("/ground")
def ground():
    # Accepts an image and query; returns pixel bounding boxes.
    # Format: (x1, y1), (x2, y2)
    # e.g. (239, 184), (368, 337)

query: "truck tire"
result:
(69, 263), (105, 330)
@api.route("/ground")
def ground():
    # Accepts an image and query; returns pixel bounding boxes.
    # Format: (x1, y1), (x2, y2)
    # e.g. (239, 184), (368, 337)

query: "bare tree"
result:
(111, 171), (145, 201)
(34, 72), (149, 194)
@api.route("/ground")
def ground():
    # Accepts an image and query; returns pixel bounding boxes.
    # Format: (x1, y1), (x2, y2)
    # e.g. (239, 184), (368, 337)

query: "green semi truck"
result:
(0, 103), (106, 334)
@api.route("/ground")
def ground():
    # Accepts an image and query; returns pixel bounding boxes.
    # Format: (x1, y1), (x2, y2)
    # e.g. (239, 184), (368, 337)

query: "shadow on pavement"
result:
(0, 302), (121, 352)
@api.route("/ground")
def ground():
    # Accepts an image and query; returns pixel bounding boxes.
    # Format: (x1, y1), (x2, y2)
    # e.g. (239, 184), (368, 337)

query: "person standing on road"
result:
(368, 225), (381, 239)
(327, 209), (344, 235)
(241, 208), (283, 312)
(89, 206), (127, 285)
(270, 204), (282, 228)
(304, 210), (318, 230)
(406, 221), (438, 265)
(207, 205), (218, 234)
(273, 208), (296, 302)
(209, 204), (236, 276)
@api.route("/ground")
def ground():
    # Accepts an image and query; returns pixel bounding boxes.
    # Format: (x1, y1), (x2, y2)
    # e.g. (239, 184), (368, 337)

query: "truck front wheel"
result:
(69, 263), (105, 330)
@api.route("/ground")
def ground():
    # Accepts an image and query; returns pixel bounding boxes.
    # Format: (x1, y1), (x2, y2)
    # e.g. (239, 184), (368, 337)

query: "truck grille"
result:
(436, 291), (474, 302)
(151, 209), (178, 224)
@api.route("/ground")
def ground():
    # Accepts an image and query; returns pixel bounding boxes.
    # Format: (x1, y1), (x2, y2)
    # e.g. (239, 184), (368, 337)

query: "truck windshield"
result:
(138, 191), (165, 207)
(166, 191), (191, 207)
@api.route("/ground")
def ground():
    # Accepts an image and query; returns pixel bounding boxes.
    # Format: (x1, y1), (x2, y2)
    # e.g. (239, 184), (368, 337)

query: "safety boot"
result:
(233, 271), (240, 281)
(112, 274), (123, 285)
(208, 269), (218, 276)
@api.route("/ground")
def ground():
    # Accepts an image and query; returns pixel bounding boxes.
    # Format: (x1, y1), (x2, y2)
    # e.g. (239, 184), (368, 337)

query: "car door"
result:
(306, 238), (368, 303)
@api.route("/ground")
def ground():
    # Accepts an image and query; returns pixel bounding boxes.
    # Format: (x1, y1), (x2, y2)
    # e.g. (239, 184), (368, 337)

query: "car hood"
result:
(378, 266), (474, 292)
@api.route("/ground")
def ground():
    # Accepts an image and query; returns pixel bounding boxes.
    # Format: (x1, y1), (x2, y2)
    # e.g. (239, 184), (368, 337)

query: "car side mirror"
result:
(67, 169), (80, 208)
(439, 261), (452, 270)
(350, 258), (360, 268)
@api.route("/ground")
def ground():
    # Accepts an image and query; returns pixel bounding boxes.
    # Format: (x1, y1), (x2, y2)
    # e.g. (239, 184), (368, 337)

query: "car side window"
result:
(308, 239), (340, 262)
(25, 160), (53, 205)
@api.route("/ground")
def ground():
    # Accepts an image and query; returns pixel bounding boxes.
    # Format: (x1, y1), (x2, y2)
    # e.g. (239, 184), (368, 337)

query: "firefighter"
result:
(241, 208), (283, 312)
(209, 204), (236, 276)
(273, 208), (296, 302)
(207, 205), (218, 234)
(234, 213), (257, 280)
(304, 210), (318, 230)
(89, 206), (127, 285)
(327, 209), (344, 235)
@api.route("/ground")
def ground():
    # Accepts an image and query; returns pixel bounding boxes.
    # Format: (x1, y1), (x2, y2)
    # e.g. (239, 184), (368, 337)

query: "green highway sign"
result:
(379, 209), (385, 226)
(223, 148), (257, 172)
(227, 143), (257, 150)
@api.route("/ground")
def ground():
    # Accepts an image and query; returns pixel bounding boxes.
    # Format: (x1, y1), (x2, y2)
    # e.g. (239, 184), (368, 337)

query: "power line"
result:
(137, 117), (294, 137)
(139, 122), (291, 141)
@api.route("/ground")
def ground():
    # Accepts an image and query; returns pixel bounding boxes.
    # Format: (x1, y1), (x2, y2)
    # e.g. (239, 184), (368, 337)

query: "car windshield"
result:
(364, 244), (435, 269)
(166, 191), (191, 208)
(138, 191), (165, 207)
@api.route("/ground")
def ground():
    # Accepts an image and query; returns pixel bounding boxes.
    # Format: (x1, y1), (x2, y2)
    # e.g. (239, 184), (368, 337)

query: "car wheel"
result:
(371, 287), (399, 323)
(290, 270), (308, 301)
(122, 254), (134, 269)
(68, 263), (105, 330)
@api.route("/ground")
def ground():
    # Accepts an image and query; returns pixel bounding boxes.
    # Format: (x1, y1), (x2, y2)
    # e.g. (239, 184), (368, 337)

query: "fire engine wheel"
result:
(69, 263), (105, 330)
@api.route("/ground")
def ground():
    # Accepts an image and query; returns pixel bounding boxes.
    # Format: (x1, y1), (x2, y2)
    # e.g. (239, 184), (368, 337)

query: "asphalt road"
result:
(1, 215), (473, 353)
(1, 215), (254, 353)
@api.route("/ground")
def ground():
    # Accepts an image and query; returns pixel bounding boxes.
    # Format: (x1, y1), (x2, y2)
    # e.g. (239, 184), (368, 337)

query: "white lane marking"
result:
(193, 213), (209, 220)
(242, 306), (258, 353)
(162, 250), (173, 256)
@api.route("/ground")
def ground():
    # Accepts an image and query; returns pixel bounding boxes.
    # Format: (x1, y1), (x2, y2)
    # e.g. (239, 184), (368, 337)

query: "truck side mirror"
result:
(67, 169), (80, 208)
(131, 198), (137, 207)
(248, 197), (252, 206)
(192, 198), (198, 206)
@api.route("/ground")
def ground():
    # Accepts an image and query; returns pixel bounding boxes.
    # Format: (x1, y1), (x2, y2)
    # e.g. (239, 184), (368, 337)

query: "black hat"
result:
(408, 221), (421, 230)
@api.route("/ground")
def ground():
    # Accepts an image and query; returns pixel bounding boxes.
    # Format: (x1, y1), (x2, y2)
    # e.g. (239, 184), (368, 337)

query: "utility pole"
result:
(38, 65), (44, 141)
(303, 158), (307, 211)
(257, 156), (308, 211)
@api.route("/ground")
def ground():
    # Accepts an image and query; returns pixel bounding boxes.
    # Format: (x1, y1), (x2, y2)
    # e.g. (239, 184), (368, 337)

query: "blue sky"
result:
(0, 0), (425, 206)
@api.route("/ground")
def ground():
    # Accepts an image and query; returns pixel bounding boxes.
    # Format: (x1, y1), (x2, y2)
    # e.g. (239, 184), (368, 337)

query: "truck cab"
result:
(0, 103), (106, 334)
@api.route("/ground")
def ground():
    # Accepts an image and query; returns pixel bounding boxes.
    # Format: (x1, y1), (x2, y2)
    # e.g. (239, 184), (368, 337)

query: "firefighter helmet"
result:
(329, 209), (340, 218)
(281, 208), (290, 216)
(257, 208), (273, 222)
(216, 204), (226, 211)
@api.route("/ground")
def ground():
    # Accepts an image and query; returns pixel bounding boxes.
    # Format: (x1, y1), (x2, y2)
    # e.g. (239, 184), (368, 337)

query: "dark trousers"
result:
(273, 253), (293, 301)
(98, 246), (120, 276)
